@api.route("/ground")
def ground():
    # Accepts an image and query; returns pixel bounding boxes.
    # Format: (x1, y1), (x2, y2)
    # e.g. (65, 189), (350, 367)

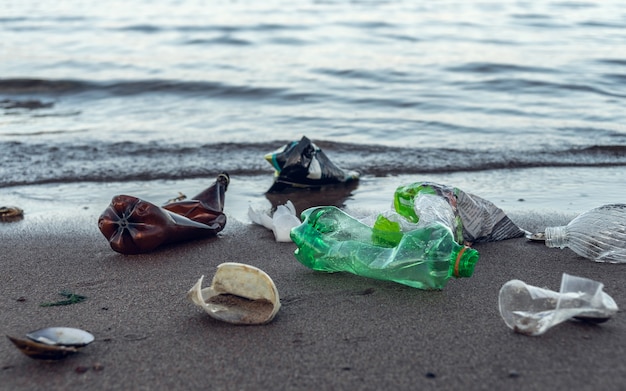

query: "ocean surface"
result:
(1, 0), (626, 231)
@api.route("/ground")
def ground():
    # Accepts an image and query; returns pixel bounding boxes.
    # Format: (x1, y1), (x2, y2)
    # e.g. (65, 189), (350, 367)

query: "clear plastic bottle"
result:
(498, 273), (618, 336)
(544, 204), (626, 263)
(289, 206), (479, 290)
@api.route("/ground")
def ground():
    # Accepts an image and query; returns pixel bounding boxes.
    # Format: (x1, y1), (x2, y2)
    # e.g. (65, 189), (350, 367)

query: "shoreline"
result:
(3, 165), (620, 229)
(2, 208), (626, 390)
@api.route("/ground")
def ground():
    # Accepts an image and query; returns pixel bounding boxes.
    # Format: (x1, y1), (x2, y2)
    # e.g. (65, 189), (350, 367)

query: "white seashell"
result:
(248, 200), (301, 242)
(7, 327), (94, 360)
(26, 327), (94, 347)
(187, 262), (281, 325)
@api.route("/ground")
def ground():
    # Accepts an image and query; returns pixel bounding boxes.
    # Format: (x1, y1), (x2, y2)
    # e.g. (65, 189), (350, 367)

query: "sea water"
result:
(1, 0), (625, 231)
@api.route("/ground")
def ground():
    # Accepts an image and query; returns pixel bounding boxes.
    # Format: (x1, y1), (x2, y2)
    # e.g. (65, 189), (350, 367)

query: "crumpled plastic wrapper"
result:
(248, 201), (301, 242)
(264, 136), (359, 192)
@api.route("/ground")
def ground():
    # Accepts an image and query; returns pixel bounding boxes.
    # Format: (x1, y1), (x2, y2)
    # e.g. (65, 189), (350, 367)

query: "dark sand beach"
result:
(3, 0), (626, 389)
(1, 213), (625, 391)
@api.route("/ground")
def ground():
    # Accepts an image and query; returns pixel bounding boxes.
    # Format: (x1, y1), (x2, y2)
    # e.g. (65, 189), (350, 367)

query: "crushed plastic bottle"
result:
(498, 273), (618, 336)
(544, 204), (626, 263)
(390, 181), (526, 244)
(98, 172), (229, 254)
(290, 206), (479, 290)
(373, 193), (461, 247)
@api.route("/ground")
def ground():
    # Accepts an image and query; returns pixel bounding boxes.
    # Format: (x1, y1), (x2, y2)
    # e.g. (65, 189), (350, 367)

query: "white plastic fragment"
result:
(248, 200), (301, 242)
(498, 273), (618, 336)
(187, 262), (281, 325)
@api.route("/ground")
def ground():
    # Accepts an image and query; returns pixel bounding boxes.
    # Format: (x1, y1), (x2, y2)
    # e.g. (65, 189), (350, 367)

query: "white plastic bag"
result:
(248, 201), (301, 242)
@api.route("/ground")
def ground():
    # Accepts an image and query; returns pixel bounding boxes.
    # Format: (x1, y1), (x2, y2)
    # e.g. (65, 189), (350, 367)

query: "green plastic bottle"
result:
(391, 182), (464, 243)
(290, 206), (479, 290)
(393, 183), (439, 223)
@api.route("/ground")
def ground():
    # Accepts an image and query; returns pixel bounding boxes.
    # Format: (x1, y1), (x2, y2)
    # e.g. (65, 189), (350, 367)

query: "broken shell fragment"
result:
(187, 262), (281, 325)
(7, 327), (94, 360)
(0, 206), (24, 222)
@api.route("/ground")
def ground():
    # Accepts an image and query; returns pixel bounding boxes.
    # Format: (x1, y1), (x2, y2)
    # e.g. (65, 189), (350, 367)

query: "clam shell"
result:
(27, 327), (94, 347)
(187, 262), (281, 325)
(7, 336), (79, 360)
(7, 327), (94, 360)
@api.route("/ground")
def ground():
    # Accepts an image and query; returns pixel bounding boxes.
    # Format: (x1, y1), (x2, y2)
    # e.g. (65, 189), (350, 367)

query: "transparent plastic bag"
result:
(498, 273), (618, 336)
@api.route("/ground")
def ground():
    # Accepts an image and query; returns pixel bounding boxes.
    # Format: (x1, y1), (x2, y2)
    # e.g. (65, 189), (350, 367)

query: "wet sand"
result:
(1, 213), (625, 390)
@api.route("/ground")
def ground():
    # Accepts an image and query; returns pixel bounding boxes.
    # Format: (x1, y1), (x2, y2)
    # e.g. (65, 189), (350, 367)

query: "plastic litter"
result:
(188, 262), (281, 325)
(378, 181), (526, 244)
(371, 193), (460, 247)
(290, 206), (479, 289)
(264, 136), (359, 192)
(248, 200), (301, 242)
(543, 204), (626, 263)
(98, 172), (229, 254)
(498, 273), (618, 336)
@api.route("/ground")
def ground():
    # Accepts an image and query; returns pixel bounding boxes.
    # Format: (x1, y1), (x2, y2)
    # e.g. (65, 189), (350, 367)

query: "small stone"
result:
(425, 372), (436, 378)
(358, 288), (375, 295)
(508, 370), (520, 378)
(75, 366), (89, 374)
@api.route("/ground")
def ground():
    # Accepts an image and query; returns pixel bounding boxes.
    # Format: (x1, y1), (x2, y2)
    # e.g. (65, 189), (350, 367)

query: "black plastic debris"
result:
(265, 136), (359, 192)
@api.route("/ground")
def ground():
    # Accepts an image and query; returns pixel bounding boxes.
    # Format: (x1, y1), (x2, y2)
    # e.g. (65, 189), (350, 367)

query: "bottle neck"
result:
(451, 245), (479, 278)
(190, 172), (230, 210)
(544, 226), (567, 248)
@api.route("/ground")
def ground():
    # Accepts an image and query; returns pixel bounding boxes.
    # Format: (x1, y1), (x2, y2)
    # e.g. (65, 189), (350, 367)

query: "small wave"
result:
(0, 99), (54, 110)
(338, 21), (394, 30)
(116, 24), (161, 33)
(115, 22), (307, 34)
(597, 59), (626, 67)
(0, 79), (88, 94)
(380, 33), (421, 43)
(1, 128), (86, 137)
(511, 13), (552, 20)
(2, 140), (626, 188)
(0, 17), (27, 22)
(0, 78), (315, 101)
(268, 37), (309, 45)
(447, 62), (555, 74)
(578, 21), (625, 29)
(551, 1), (597, 9)
(313, 68), (412, 84)
(460, 78), (626, 98)
(184, 36), (252, 46)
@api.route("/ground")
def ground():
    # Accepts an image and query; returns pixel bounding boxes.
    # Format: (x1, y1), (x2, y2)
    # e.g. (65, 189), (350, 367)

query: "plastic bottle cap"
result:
(452, 246), (479, 278)
(454, 246), (467, 278)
